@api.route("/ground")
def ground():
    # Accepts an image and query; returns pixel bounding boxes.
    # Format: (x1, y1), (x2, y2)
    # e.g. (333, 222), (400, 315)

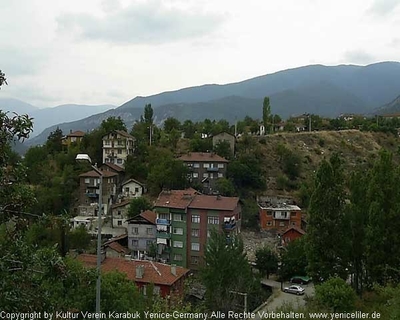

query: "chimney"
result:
(136, 265), (144, 279)
(171, 264), (177, 276)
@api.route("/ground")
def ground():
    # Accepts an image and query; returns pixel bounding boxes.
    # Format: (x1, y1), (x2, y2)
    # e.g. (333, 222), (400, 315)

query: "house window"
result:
(173, 227), (184, 235)
(267, 222), (272, 226)
(191, 229), (200, 237)
(159, 213), (169, 220)
(267, 211), (272, 216)
(118, 149), (122, 154)
(135, 187), (139, 193)
(117, 139), (123, 146)
(117, 159), (123, 164)
(192, 215), (200, 223)
(117, 210), (121, 216)
(173, 241), (183, 248)
(279, 221), (285, 227)
(173, 214), (183, 221)
(174, 254), (183, 261)
(193, 172), (199, 178)
(132, 239), (138, 247)
(132, 227), (139, 234)
(105, 149), (110, 154)
(146, 228), (153, 235)
(104, 140), (111, 146)
(117, 220), (122, 226)
(208, 216), (219, 225)
(203, 163), (210, 168)
(203, 173), (208, 178)
(191, 243), (200, 251)
(290, 212), (297, 217)
(191, 256), (199, 265)
(125, 187), (130, 193)
(218, 173), (223, 178)
(153, 286), (161, 296)
(105, 158), (110, 163)
(84, 178), (90, 183)
(193, 163), (200, 168)
(217, 163), (224, 169)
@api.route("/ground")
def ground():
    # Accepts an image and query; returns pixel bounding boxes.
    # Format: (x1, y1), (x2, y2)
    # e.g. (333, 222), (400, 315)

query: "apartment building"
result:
(127, 210), (157, 259)
(102, 130), (135, 168)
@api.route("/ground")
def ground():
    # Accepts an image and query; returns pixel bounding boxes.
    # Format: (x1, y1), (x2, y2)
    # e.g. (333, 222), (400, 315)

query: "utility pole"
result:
(309, 114), (312, 132)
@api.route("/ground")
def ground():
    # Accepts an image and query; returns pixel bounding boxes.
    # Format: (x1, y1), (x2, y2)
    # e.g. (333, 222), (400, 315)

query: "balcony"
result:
(273, 213), (290, 220)
(86, 192), (99, 198)
(157, 232), (171, 239)
(207, 167), (219, 172)
(156, 218), (171, 225)
(223, 221), (237, 231)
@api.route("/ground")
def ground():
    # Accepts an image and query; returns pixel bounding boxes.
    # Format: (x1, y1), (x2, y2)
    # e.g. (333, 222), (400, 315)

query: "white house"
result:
(121, 178), (145, 199)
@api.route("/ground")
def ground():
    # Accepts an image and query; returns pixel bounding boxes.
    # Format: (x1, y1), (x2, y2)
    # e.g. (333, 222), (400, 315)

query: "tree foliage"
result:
(128, 197), (153, 218)
(255, 246), (278, 279)
(280, 238), (308, 281)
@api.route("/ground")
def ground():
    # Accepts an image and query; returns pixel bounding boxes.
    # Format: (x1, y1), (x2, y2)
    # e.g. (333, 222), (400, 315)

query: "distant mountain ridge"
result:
(374, 95), (400, 115)
(24, 61), (400, 146)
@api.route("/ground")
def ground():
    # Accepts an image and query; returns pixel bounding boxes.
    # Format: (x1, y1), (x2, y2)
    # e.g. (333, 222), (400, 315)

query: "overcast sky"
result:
(1, 0), (399, 108)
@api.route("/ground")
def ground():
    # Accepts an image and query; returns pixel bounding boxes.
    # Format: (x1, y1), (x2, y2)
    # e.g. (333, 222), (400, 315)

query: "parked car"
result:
(290, 275), (311, 284)
(283, 285), (305, 295)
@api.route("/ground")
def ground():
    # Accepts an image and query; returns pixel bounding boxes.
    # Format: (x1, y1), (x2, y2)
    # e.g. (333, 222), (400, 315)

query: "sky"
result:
(0, 0), (399, 108)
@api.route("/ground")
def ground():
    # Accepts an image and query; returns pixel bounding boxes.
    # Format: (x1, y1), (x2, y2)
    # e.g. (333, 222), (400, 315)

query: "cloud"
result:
(367, 0), (400, 16)
(389, 37), (400, 47)
(57, 0), (224, 45)
(343, 50), (376, 64)
(0, 47), (47, 77)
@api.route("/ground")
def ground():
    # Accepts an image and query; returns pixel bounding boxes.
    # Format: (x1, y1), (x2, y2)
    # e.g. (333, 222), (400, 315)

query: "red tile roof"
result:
(77, 254), (189, 286)
(140, 210), (156, 224)
(67, 130), (85, 137)
(111, 199), (131, 209)
(178, 152), (228, 163)
(79, 170), (118, 178)
(154, 188), (200, 209)
(101, 163), (125, 173)
(189, 195), (239, 211)
(282, 226), (306, 236)
(106, 242), (131, 255)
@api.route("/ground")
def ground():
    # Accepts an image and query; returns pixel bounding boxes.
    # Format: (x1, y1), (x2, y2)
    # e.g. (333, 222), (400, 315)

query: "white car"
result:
(283, 285), (305, 295)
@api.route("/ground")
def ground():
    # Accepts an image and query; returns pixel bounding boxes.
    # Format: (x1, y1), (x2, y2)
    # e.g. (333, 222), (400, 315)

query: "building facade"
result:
(102, 130), (135, 168)
(212, 132), (235, 155)
(121, 178), (145, 199)
(62, 130), (85, 147)
(127, 210), (157, 259)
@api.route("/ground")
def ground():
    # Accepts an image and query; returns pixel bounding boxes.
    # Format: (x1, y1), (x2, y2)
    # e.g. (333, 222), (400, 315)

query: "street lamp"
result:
(76, 153), (103, 313)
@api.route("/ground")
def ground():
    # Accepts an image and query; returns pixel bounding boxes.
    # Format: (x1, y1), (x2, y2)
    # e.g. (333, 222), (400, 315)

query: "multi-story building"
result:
(154, 188), (241, 269)
(258, 196), (302, 233)
(110, 199), (131, 228)
(178, 152), (229, 193)
(127, 210), (157, 259)
(77, 169), (117, 217)
(62, 130), (85, 147)
(102, 130), (135, 168)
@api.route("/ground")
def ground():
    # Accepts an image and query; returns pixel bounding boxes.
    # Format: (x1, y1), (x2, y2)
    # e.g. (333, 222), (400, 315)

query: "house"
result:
(100, 163), (125, 187)
(212, 132), (235, 155)
(258, 196), (302, 232)
(110, 199), (131, 228)
(77, 254), (189, 298)
(127, 210), (157, 260)
(77, 170), (117, 217)
(103, 234), (130, 258)
(121, 178), (146, 199)
(281, 227), (306, 246)
(102, 130), (135, 168)
(154, 188), (241, 269)
(178, 152), (229, 194)
(62, 130), (85, 147)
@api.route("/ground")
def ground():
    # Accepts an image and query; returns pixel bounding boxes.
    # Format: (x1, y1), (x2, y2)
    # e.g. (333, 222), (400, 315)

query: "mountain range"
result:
(3, 61), (400, 147)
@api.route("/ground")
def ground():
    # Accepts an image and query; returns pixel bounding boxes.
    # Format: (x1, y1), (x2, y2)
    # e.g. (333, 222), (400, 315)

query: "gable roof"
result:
(101, 130), (135, 140)
(139, 210), (156, 224)
(79, 170), (118, 178)
(189, 194), (239, 211)
(111, 199), (131, 209)
(101, 163), (125, 173)
(212, 131), (235, 139)
(77, 254), (189, 286)
(67, 130), (85, 137)
(122, 178), (145, 187)
(282, 226), (306, 236)
(178, 152), (228, 163)
(105, 242), (131, 255)
(154, 188), (200, 209)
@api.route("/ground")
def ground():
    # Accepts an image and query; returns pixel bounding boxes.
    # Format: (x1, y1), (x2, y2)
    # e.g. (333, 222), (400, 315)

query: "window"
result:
(108, 178), (114, 183)
(217, 173), (223, 178)
(153, 286), (161, 296)
(146, 240), (153, 247)
(117, 220), (122, 226)
(84, 178), (90, 184)
(105, 158), (110, 163)
(158, 213), (169, 220)
(146, 228), (153, 235)
(105, 149), (110, 154)
(132, 239), (138, 247)
(135, 187), (139, 193)
(104, 140), (111, 146)
(118, 149), (122, 154)
(267, 211), (272, 216)
(217, 163), (224, 169)
(193, 172), (199, 178)
(117, 210), (121, 216)
(173, 227), (183, 235)
(279, 221), (285, 227)
(208, 216), (219, 225)
(132, 227), (139, 234)
(191, 229), (200, 237)
(117, 159), (123, 164)
(192, 215), (200, 223)
(203, 163), (210, 168)
(203, 173), (208, 178)
(174, 254), (183, 261)
(191, 256), (199, 265)
(290, 212), (297, 217)
(267, 222), (272, 226)
(173, 241), (183, 248)
(191, 243), (200, 251)
(173, 214), (183, 221)
(117, 139), (123, 146)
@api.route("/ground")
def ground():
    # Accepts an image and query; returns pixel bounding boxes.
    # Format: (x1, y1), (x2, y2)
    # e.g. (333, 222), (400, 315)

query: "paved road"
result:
(251, 280), (314, 319)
